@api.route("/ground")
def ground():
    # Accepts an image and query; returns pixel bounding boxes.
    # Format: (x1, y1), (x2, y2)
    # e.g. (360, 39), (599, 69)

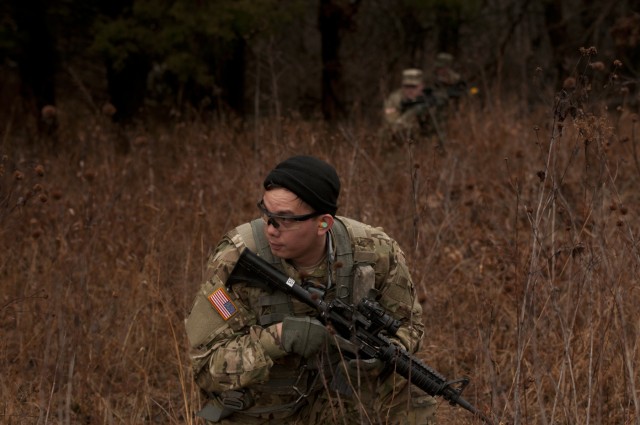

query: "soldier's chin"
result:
(269, 243), (287, 257)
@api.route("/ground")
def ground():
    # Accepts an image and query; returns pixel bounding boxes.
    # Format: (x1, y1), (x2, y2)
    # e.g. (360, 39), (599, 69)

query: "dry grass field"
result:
(2, 88), (639, 424)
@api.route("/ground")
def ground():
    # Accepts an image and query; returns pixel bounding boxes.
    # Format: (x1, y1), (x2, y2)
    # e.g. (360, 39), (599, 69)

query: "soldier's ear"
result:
(317, 215), (334, 233)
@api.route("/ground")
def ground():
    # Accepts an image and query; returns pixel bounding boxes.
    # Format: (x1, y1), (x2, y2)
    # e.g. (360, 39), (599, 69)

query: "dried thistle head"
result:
(589, 61), (605, 71)
(34, 164), (45, 176)
(563, 77), (576, 90)
(102, 103), (117, 117)
(41, 105), (57, 120)
(579, 46), (598, 56)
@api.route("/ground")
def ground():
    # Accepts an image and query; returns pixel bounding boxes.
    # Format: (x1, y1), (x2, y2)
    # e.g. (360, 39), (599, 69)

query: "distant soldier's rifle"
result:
(400, 88), (448, 152)
(227, 248), (495, 425)
(399, 87), (444, 112)
(443, 80), (469, 99)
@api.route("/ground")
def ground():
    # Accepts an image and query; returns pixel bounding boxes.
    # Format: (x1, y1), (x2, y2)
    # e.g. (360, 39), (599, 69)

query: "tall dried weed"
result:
(1, 56), (638, 424)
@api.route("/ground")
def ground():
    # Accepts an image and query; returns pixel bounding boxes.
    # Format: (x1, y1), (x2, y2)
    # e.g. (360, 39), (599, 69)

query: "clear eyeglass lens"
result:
(257, 201), (318, 231)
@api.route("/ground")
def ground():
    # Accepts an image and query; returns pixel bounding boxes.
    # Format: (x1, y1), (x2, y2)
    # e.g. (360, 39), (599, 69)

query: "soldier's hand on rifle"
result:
(345, 358), (384, 378)
(281, 316), (328, 358)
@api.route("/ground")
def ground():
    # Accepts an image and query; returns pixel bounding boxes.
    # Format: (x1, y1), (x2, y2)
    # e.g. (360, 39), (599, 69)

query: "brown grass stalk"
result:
(1, 81), (639, 424)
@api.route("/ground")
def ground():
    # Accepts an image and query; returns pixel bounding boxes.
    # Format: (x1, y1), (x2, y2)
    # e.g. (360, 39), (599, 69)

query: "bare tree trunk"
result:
(543, 0), (571, 86)
(217, 37), (246, 117)
(434, 2), (461, 55)
(106, 54), (150, 125)
(318, 0), (361, 122)
(11, 0), (58, 139)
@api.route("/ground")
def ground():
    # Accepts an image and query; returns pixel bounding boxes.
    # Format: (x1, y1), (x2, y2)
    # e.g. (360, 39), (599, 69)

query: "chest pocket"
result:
(232, 284), (294, 327)
(333, 217), (378, 304)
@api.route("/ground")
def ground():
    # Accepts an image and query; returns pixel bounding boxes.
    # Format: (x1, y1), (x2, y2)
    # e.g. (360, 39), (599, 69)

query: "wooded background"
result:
(2, 2), (640, 425)
(2, 0), (639, 131)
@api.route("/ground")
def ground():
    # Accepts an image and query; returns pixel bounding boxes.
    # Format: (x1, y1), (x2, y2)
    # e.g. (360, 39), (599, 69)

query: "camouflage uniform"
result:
(384, 89), (422, 135)
(384, 69), (424, 137)
(433, 53), (461, 89)
(383, 69), (447, 143)
(432, 53), (466, 115)
(185, 217), (437, 424)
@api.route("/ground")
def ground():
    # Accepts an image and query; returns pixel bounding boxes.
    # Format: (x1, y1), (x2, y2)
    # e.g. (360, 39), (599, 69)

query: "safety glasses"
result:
(257, 200), (321, 230)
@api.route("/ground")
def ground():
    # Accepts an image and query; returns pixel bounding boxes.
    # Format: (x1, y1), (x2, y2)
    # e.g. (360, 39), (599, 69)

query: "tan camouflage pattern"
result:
(383, 89), (424, 135)
(304, 373), (438, 425)
(383, 88), (447, 141)
(434, 65), (461, 87)
(185, 217), (436, 424)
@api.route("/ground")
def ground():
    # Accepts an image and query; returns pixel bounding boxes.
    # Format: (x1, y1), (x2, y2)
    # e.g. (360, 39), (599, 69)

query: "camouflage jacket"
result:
(185, 216), (425, 416)
(383, 88), (449, 134)
(384, 89), (420, 131)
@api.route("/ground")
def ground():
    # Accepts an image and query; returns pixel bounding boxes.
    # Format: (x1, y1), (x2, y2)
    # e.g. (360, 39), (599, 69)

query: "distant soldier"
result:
(434, 54), (462, 88)
(432, 52), (470, 106)
(383, 68), (447, 145)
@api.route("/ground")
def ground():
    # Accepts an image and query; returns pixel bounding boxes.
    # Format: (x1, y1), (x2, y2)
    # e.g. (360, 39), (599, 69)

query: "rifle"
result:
(399, 88), (448, 153)
(444, 80), (469, 99)
(399, 88), (443, 113)
(227, 248), (495, 425)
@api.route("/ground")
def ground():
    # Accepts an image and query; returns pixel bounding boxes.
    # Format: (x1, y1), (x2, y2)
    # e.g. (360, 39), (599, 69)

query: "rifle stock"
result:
(227, 248), (494, 425)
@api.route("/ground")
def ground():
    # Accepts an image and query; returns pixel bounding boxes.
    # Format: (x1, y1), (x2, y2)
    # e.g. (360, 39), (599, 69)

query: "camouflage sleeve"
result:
(184, 237), (288, 394)
(384, 90), (424, 133)
(383, 90), (402, 124)
(372, 234), (424, 354)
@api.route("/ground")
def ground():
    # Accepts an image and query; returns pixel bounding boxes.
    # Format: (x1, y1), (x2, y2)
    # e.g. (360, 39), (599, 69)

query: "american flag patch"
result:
(207, 288), (237, 320)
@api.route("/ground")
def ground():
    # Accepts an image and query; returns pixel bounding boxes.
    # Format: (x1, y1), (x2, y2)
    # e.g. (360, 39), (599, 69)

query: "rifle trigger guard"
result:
(444, 377), (470, 394)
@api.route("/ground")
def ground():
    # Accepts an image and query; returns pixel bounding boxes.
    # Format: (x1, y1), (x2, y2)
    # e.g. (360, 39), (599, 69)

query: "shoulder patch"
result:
(207, 288), (238, 320)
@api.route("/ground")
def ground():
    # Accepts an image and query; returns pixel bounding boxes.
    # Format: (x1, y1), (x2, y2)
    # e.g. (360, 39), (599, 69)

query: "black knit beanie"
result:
(263, 156), (340, 216)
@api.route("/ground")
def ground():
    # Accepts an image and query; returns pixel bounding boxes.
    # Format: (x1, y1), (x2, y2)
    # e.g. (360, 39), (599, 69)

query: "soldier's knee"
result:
(389, 394), (438, 425)
(409, 394), (438, 425)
